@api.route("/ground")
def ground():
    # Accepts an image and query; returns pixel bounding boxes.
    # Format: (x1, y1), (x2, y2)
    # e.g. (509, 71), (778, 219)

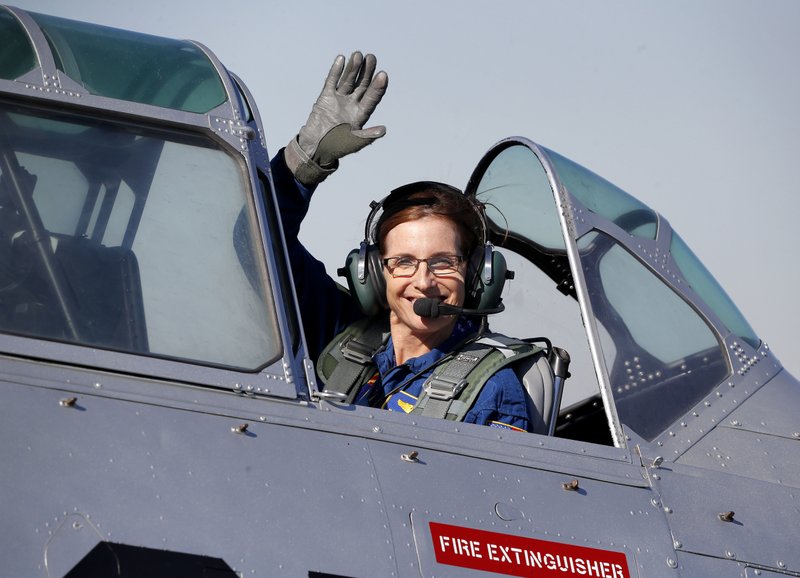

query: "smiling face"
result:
(382, 215), (467, 349)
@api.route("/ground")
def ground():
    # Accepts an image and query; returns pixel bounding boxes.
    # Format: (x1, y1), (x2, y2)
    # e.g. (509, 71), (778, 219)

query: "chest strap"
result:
(412, 334), (542, 421)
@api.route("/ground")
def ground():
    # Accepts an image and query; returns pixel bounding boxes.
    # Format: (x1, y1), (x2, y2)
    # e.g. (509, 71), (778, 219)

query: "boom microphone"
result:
(413, 297), (505, 318)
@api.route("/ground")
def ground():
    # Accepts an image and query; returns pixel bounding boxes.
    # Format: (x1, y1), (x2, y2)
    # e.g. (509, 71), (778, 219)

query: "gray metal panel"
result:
(0, 357), (645, 578)
(676, 551), (748, 577)
(668, 370), (800, 487)
(368, 438), (678, 577)
(1, 351), (633, 483)
(677, 424), (800, 486)
(654, 461), (800, 573)
(656, 551), (800, 577)
(744, 567), (798, 577)
(721, 369), (800, 440)
(0, 380), (396, 577)
(0, 338), (297, 399)
(322, 401), (639, 487)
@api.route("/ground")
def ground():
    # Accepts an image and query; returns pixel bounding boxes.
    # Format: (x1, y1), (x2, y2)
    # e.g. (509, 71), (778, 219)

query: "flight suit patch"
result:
(489, 421), (525, 432)
(384, 390), (419, 413)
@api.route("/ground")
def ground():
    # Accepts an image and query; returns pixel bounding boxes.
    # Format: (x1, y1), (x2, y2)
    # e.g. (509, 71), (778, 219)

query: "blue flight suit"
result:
(271, 150), (531, 432)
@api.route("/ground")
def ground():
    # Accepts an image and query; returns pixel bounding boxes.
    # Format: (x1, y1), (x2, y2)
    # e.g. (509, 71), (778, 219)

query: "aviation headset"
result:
(339, 181), (509, 316)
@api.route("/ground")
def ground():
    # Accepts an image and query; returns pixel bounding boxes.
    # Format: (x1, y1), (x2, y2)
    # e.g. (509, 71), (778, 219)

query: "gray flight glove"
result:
(285, 51), (388, 186)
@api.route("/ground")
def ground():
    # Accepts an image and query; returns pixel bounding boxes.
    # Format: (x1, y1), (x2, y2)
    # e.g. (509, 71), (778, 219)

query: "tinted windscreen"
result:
(0, 101), (281, 370)
(577, 231), (729, 440)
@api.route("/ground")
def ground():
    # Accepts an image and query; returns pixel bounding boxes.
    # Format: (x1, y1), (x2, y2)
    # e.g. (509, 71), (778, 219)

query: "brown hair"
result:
(373, 182), (484, 257)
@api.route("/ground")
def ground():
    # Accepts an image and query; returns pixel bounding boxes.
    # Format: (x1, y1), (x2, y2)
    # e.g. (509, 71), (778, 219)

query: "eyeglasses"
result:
(382, 255), (464, 278)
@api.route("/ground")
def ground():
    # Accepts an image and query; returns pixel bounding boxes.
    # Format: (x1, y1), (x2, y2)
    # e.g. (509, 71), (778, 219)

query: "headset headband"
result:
(365, 181), (488, 251)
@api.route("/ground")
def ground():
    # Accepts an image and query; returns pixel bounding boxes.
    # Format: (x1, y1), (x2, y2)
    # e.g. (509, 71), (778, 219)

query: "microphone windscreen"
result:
(413, 298), (440, 318)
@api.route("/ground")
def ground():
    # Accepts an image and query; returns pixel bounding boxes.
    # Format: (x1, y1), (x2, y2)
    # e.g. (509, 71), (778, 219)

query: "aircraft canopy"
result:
(0, 8), (227, 114)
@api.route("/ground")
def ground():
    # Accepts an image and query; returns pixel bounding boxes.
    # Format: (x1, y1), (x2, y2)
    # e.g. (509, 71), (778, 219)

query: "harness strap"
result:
(320, 321), (544, 425)
(317, 315), (389, 403)
(473, 334), (523, 358)
(417, 346), (495, 419)
(413, 333), (542, 422)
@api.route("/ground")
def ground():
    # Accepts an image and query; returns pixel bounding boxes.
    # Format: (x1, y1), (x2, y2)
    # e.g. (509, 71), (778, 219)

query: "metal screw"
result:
(59, 397), (77, 408)
(401, 451), (419, 463)
(562, 479), (580, 492)
(666, 558), (677, 569)
(718, 511), (735, 522)
(239, 126), (256, 140)
(231, 423), (249, 434)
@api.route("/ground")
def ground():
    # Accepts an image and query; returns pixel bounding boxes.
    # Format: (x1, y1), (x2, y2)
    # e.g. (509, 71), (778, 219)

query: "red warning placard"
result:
(430, 522), (630, 577)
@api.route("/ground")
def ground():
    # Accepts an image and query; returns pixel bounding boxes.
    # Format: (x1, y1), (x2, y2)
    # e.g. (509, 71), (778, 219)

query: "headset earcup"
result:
(342, 246), (387, 316)
(365, 246), (387, 309)
(466, 250), (508, 310)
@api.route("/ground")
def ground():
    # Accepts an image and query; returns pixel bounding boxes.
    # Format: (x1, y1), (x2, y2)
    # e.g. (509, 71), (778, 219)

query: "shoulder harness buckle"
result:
(340, 334), (378, 364)
(425, 376), (468, 401)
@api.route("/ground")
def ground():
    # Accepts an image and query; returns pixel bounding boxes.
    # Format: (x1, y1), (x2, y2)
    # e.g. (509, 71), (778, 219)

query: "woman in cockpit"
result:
(271, 52), (535, 432)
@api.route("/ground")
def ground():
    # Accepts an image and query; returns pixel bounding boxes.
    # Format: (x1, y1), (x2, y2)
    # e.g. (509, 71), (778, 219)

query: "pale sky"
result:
(14, 0), (799, 376)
